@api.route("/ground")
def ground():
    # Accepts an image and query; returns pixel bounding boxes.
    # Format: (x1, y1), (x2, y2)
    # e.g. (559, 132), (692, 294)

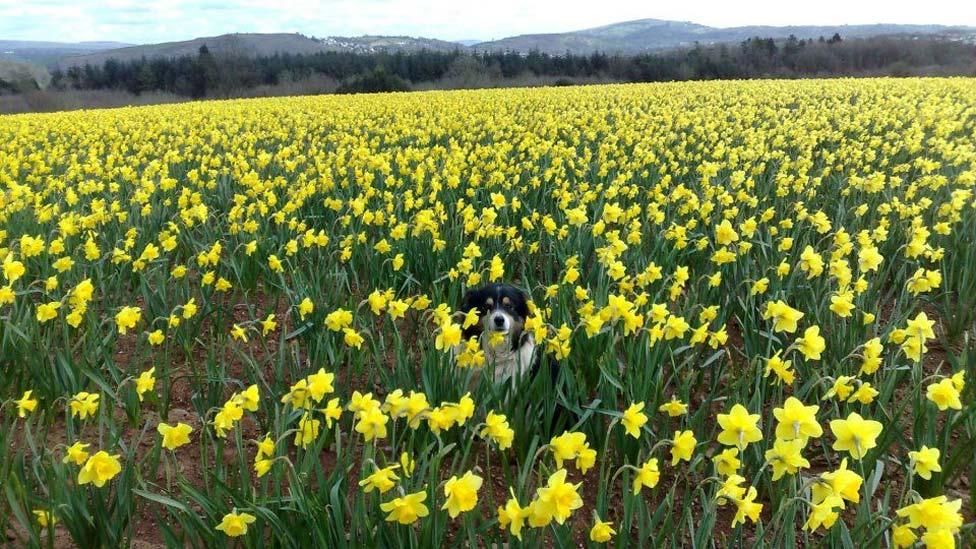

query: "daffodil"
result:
(670, 430), (697, 465)
(549, 431), (588, 468)
(322, 397), (343, 428)
(298, 297), (314, 320)
(908, 446), (942, 480)
(343, 328), (365, 348)
(2, 257), (25, 283)
(716, 404), (762, 449)
(891, 524), (917, 548)
(926, 378), (962, 411)
(632, 457), (660, 494)
(158, 422), (193, 451)
(765, 438), (810, 480)
(590, 516), (616, 543)
(69, 391), (100, 420)
(432, 313), (463, 347)
(804, 494), (843, 531)
(135, 368), (156, 401)
(497, 491), (529, 539)
(830, 412), (883, 460)
(359, 464), (399, 494)
(773, 397), (822, 442)
(812, 459), (863, 504)
(764, 351), (795, 385)
(712, 448), (740, 476)
(731, 486), (763, 527)
(381, 490), (429, 525)
(895, 496), (963, 533)
(533, 468), (582, 525)
(32, 508), (57, 527)
(920, 528), (956, 549)
(442, 471), (482, 518)
(324, 308), (353, 331)
(795, 325), (826, 361)
(213, 399), (243, 438)
(115, 306), (142, 334)
(306, 368), (335, 403)
(15, 390), (38, 418)
(901, 311), (936, 362)
(658, 398), (688, 417)
(716, 474), (746, 504)
(480, 411), (515, 450)
(295, 413), (321, 448)
(829, 292), (855, 318)
(848, 382), (879, 404)
(62, 441), (90, 465)
(255, 434), (275, 460)
(215, 511), (256, 537)
(77, 451), (122, 487)
(859, 337), (884, 375)
(236, 384), (260, 412)
(762, 300), (804, 333)
(620, 401), (647, 438)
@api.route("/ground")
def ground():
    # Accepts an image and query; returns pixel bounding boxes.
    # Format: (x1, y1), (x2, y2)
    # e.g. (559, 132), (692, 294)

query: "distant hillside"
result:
(58, 33), (329, 68)
(0, 40), (131, 66)
(475, 19), (976, 54)
(58, 32), (464, 69)
(29, 19), (976, 71)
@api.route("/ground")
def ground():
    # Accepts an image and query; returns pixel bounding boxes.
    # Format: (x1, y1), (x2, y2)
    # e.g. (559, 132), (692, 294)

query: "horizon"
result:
(2, 0), (976, 45)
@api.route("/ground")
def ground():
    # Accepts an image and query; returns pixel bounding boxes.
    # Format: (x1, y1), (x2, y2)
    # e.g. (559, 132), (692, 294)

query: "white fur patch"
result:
(482, 333), (536, 383)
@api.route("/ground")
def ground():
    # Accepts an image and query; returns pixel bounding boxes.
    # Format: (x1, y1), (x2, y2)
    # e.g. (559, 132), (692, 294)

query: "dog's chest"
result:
(483, 336), (536, 382)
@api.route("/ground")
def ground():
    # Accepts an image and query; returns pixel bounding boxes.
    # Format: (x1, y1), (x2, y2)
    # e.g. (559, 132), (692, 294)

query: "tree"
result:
(194, 44), (219, 97)
(335, 68), (410, 94)
(131, 63), (154, 94)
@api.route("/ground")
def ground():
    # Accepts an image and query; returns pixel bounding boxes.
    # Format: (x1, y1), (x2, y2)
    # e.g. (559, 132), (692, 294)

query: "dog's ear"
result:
(514, 287), (530, 318)
(459, 288), (479, 313)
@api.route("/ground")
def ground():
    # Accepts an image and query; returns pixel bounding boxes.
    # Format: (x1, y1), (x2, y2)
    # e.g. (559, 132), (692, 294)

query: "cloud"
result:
(0, 0), (973, 44)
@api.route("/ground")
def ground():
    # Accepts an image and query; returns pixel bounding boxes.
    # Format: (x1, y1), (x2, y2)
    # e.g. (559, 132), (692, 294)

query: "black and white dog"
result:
(458, 283), (537, 382)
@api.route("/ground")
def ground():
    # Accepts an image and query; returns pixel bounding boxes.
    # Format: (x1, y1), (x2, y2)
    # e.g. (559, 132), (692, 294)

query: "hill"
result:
(58, 33), (464, 69)
(57, 33), (330, 69)
(1, 40), (131, 66)
(29, 19), (976, 72)
(475, 19), (976, 54)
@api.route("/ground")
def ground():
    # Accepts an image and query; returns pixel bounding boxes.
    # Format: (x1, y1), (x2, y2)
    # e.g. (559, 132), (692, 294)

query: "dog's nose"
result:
(493, 316), (505, 327)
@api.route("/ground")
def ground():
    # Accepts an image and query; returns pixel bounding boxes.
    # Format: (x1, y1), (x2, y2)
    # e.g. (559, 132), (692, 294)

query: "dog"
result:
(457, 283), (537, 383)
(456, 283), (573, 437)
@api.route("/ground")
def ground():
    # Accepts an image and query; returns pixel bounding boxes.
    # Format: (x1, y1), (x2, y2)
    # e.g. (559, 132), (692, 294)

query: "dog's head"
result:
(459, 283), (530, 349)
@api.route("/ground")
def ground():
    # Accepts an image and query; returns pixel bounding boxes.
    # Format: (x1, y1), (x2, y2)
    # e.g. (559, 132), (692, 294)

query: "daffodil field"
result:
(1, 78), (975, 547)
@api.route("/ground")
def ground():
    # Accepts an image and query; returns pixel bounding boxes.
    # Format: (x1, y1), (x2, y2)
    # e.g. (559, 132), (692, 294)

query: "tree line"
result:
(46, 34), (976, 98)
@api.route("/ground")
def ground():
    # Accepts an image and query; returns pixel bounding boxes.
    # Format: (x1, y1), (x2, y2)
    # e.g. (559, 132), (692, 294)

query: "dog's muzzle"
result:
(489, 312), (511, 332)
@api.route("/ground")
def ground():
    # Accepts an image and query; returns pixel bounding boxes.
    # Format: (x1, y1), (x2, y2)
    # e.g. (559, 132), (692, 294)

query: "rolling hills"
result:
(57, 33), (463, 68)
(1, 40), (131, 66)
(473, 19), (976, 54)
(49, 18), (976, 70)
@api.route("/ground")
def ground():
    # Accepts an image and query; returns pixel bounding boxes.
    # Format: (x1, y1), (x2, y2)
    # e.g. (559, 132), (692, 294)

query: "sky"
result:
(2, 0), (975, 44)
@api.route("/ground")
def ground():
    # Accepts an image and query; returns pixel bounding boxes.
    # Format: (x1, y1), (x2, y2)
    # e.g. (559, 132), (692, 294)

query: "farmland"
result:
(0, 79), (974, 547)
